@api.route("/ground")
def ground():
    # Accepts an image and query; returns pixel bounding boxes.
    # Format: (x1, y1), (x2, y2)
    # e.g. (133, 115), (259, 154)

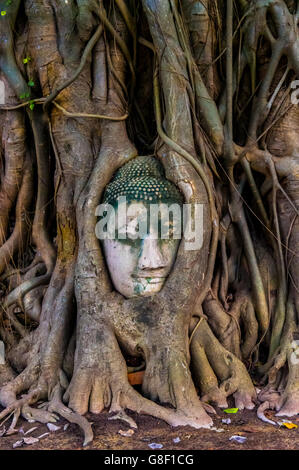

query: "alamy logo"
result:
(291, 80), (299, 105)
(95, 197), (204, 251)
(0, 80), (5, 105)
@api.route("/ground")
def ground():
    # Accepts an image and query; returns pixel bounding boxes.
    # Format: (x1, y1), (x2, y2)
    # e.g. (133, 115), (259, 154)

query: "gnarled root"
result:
(65, 319), (213, 431)
(140, 329), (213, 428)
(257, 295), (299, 420)
(275, 346), (299, 417)
(203, 294), (242, 358)
(190, 318), (256, 410)
(0, 368), (93, 445)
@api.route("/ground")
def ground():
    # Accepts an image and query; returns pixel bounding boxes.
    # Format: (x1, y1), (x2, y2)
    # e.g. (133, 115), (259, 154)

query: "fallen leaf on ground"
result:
(47, 423), (61, 432)
(222, 418), (231, 425)
(13, 440), (23, 448)
(229, 435), (247, 443)
(118, 429), (135, 437)
(281, 422), (298, 430)
(148, 443), (163, 449)
(24, 437), (39, 445)
(224, 408), (239, 414)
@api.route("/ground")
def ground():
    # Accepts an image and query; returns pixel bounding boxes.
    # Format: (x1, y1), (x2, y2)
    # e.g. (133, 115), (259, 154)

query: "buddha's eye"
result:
(126, 224), (139, 239)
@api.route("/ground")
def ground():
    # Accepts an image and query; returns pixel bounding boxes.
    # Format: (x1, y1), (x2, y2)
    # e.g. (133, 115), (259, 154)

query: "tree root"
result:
(190, 318), (256, 409)
(108, 409), (138, 429)
(275, 348), (299, 417)
(257, 401), (277, 426)
(0, 381), (94, 446)
(65, 313), (213, 433)
(202, 294), (242, 357)
(46, 382), (94, 447)
(141, 347), (213, 428)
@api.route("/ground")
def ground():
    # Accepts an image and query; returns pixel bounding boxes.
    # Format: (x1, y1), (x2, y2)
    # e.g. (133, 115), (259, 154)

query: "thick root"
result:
(258, 334), (299, 419)
(65, 324), (213, 431)
(276, 393), (299, 417)
(190, 318), (256, 410)
(0, 367), (93, 445)
(21, 404), (59, 423)
(66, 366), (213, 430)
(276, 347), (299, 417)
(141, 345), (213, 428)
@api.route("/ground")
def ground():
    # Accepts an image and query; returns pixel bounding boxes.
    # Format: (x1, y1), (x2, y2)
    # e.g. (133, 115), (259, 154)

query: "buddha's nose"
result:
(138, 237), (167, 270)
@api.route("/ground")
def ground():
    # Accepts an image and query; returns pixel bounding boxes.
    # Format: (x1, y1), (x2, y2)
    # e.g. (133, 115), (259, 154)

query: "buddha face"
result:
(102, 201), (181, 298)
(100, 156), (183, 298)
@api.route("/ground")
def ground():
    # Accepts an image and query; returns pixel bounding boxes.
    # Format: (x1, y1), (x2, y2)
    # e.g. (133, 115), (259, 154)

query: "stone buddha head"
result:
(100, 156), (183, 298)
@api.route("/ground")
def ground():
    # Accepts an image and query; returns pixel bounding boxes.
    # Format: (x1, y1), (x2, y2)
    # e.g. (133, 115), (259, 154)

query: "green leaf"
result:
(223, 408), (239, 414)
(19, 91), (30, 100)
(1, 10), (7, 16)
(28, 80), (35, 87)
(23, 57), (31, 64)
(29, 101), (35, 111)
(5, 0), (12, 5)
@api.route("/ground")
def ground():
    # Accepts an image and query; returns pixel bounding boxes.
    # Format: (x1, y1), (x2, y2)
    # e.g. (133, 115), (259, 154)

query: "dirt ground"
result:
(0, 405), (299, 450)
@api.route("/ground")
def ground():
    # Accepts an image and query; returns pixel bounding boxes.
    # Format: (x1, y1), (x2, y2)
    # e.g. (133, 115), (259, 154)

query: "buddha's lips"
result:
(132, 275), (166, 283)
